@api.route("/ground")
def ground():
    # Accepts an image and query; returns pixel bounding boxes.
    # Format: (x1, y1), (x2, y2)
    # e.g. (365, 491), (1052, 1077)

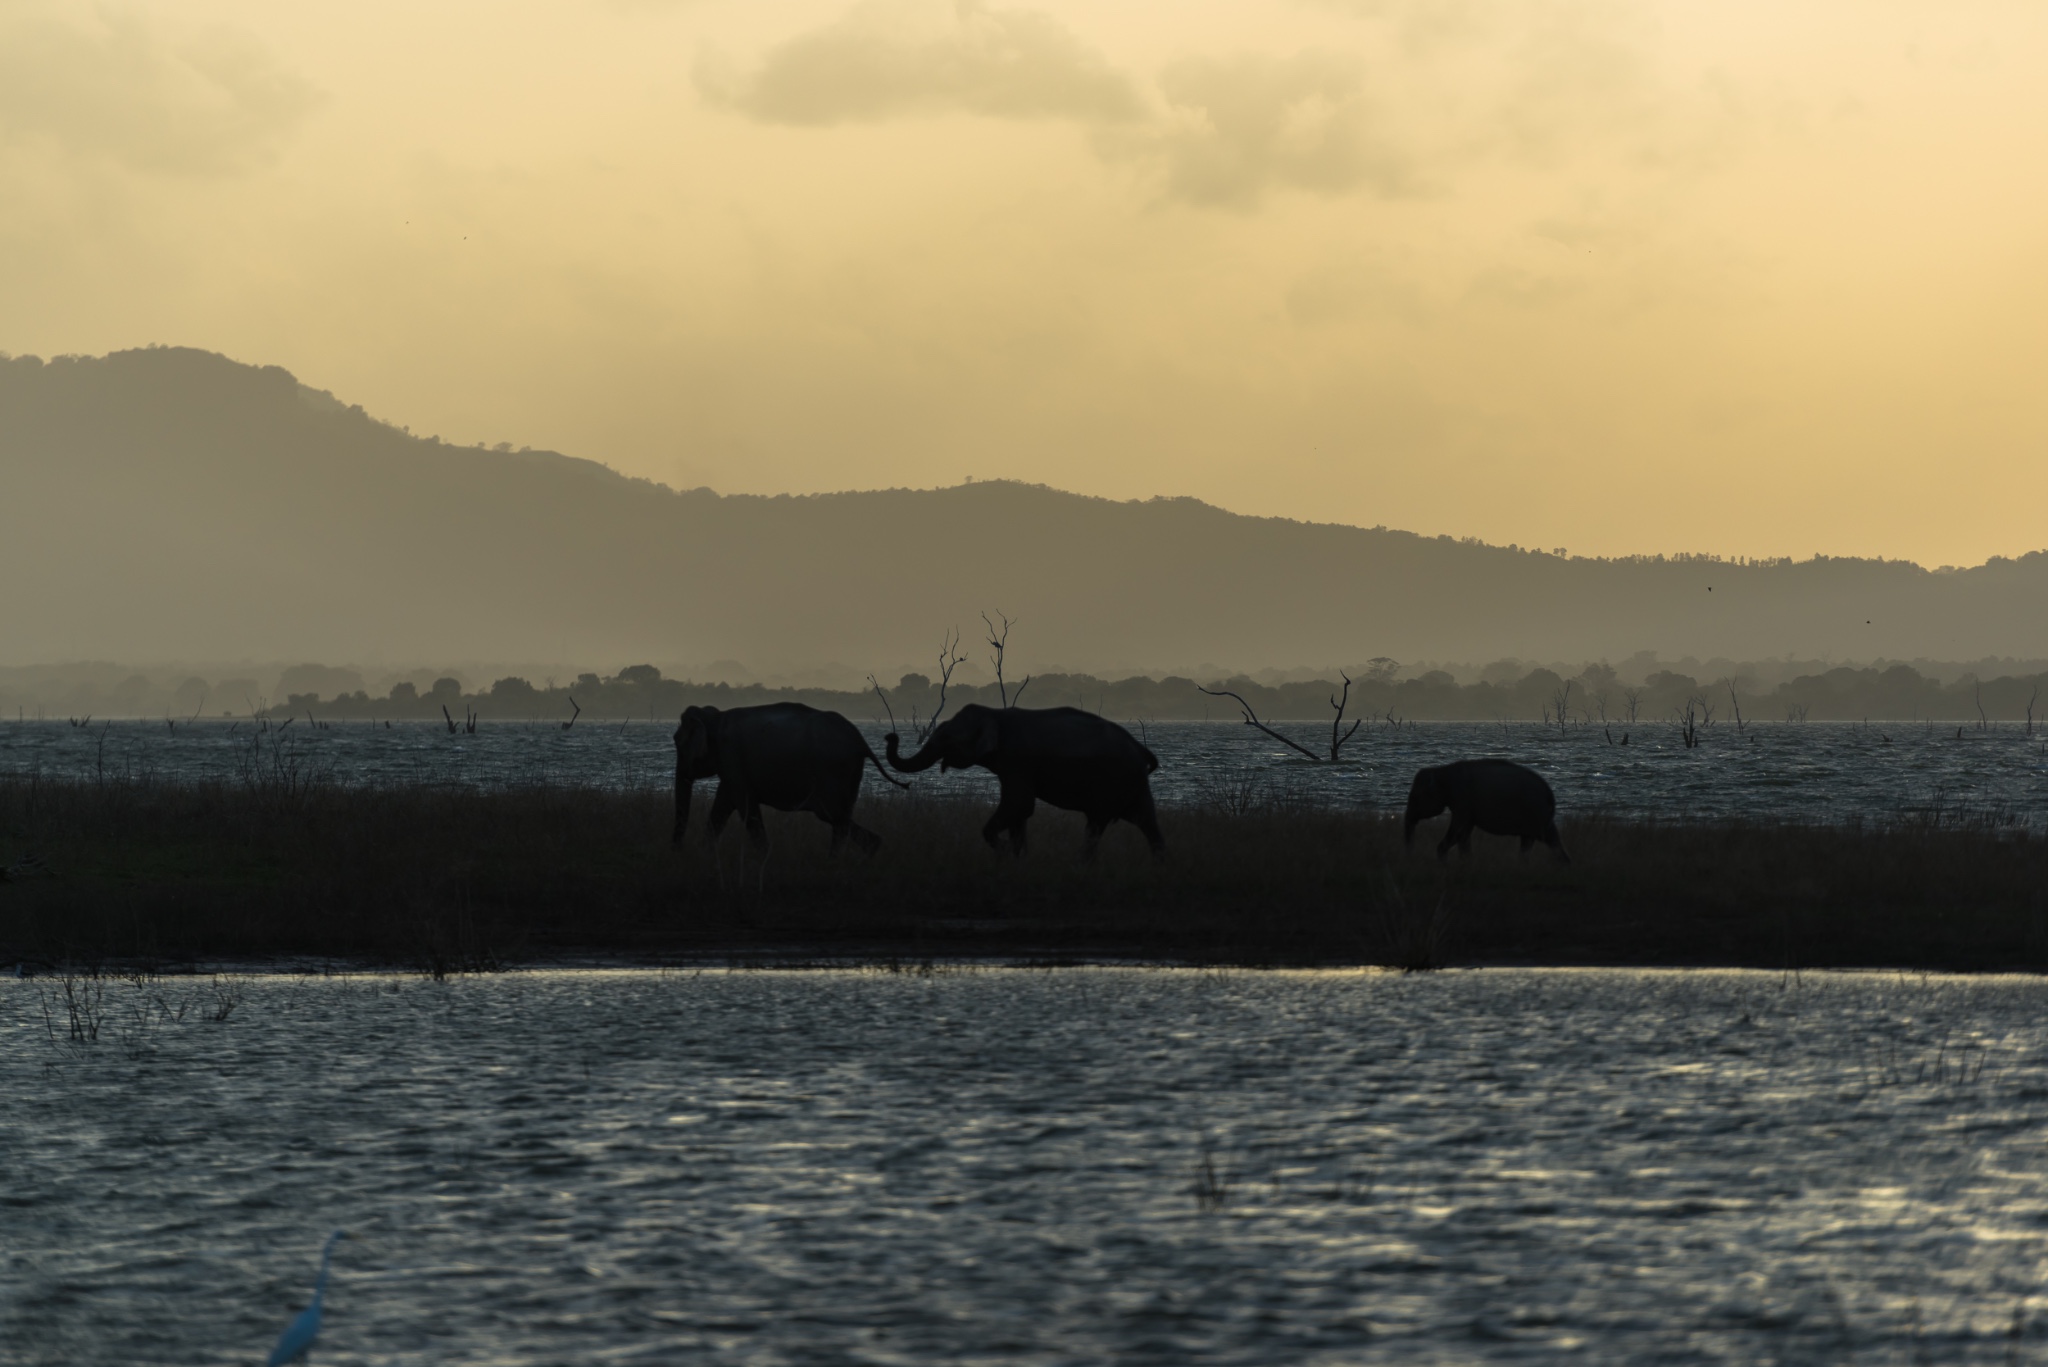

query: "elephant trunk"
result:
(1402, 796), (1438, 852)
(1402, 772), (1442, 852)
(885, 732), (942, 773)
(672, 757), (692, 847)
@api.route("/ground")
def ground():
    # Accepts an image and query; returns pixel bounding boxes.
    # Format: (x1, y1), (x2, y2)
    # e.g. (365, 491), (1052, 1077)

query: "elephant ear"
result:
(969, 709), (1002, 764)
(678, 708), (715, 767)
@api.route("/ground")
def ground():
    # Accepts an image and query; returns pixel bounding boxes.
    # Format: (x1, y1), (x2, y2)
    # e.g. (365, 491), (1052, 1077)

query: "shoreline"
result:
(15, 951), (2047, 978)
(6, 774), (2046, 973)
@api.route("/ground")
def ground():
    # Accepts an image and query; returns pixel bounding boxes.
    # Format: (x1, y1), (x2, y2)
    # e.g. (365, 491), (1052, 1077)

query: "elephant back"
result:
(1001, 706), (1155, 769)
(720, 701), (865, 772)
(1458, 759), (1556, 826)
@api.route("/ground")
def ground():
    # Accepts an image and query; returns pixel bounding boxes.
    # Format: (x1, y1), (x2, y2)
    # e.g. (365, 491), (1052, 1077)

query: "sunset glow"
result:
(6, 0), (2046, 565)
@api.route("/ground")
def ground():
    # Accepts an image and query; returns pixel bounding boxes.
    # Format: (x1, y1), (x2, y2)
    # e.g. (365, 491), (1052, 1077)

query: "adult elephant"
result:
(885, 704), (1165, 858)
(673, 703), (905, 856)
(1404, 759), (1570, 863)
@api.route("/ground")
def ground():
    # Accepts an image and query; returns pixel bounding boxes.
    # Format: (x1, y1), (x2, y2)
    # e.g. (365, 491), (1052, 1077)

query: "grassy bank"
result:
(1, 776), (2044, 971)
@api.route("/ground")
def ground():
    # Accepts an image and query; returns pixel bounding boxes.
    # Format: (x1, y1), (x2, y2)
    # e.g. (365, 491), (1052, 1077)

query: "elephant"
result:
(673, 702), (906, 856)
(884, 704), (1165, 858)
(1404, 759), (1570, 863)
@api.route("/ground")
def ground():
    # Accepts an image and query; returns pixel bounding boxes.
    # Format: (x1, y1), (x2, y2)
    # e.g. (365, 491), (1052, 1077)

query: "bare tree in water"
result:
(1199, 673), (1361, 763)
(1546, 679), (1574, 734)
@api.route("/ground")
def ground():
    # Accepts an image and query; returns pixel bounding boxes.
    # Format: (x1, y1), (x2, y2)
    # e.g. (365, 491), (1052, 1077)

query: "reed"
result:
(1, 775), (2044, 970)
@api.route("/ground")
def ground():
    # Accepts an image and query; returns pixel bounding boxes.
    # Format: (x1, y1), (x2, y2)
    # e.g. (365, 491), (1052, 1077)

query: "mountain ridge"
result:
(3, 346), (2044, 670)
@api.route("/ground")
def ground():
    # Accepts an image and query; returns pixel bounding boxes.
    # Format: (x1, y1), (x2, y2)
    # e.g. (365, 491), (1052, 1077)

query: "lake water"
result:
(4, 717), (2045, 826)
(5, 968), (2048, 1364)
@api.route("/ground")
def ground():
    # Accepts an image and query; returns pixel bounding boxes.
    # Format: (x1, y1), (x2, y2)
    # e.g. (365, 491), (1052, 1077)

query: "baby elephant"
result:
(1404, 759), (1570, 863)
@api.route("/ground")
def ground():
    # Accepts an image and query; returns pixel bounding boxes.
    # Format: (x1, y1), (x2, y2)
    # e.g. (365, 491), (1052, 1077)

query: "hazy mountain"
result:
(4, 346), (2044, 672)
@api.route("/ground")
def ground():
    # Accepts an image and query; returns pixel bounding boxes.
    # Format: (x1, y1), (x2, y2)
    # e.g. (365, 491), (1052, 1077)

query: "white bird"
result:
(266, 1230), (346, 1366)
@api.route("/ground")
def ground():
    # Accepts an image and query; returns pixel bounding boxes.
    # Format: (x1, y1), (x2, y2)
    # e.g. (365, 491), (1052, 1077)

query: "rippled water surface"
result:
(5, 717), (2046, 823)
(6, 969), (2048, 1364)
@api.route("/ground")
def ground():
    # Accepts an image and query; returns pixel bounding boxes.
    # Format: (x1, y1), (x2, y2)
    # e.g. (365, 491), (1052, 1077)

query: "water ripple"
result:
(5, 970), (2048, 1362)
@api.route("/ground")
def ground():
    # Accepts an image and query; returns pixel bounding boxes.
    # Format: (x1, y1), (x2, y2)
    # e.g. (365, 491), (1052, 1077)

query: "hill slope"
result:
(3, 347), (2043, 670)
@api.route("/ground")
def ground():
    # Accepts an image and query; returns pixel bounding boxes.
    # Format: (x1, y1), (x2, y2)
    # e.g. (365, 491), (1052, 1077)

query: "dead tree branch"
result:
(982, 610), (1030, 709)
(1595, 690), (1622, 745)
(1548, 679), (1574, 734)
(1328, 672), (1362, 760)
(563, 695), (581, 731)
(867, 675), (899, 735)
(1199, 680), (1356, 763)
(1198, 686), (1322, 761)
(918, 629), (968, 740)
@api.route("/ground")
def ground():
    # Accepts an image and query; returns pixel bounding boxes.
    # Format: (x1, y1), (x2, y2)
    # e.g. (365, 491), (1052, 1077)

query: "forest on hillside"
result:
(8, 658), (2043, 729)
(212, 661), (2048, 730)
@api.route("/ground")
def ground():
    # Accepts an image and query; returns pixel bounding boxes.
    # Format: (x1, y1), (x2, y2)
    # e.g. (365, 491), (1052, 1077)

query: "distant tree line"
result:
(245, 661), (2048, 730)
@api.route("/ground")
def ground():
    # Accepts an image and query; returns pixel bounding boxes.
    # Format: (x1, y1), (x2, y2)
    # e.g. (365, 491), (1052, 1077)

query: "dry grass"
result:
(1, 776), (2045, 971)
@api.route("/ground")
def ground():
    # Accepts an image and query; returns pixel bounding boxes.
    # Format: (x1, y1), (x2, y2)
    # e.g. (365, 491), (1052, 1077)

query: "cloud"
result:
(1136, 52), (1416, 209)
(1486, 3), (1659, 163)
(700, 1), (1655, 213)
(0, 6), (316, 175)
(1285, 258), (1431, 327)
(702, 0), (1143, 126)
(1314, 0), (1666, 163)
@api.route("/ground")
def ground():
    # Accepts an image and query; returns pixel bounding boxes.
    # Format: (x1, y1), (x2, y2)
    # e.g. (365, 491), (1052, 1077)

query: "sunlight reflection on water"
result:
(5, 968), (2048, 1364)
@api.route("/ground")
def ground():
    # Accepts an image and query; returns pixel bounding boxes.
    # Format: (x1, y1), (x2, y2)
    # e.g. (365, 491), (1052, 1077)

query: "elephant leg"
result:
(810, 799), (849, 854)
(1520, 835), (1535, 858)
(1438, 814), (1474, 860)
(743, 799), (768, 852)
(1003, 802), (1034, 854)
(1081, 814), (1111, 861)
(1545, 820), (1571, 864)
(706, 785), (739, 844)
(808, 770), (868, 855)
(821, 806), (881, 858)
(984, 787), (1036, 854)
(1128, 789), (1167, 859)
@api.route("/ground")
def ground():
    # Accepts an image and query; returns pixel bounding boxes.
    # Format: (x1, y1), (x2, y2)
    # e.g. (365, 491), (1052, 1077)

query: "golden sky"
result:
(5, 0), (2046, 566)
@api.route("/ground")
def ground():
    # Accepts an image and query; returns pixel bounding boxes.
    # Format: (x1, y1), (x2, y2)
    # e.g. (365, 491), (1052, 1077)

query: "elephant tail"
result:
(864, 742), (912, 790)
